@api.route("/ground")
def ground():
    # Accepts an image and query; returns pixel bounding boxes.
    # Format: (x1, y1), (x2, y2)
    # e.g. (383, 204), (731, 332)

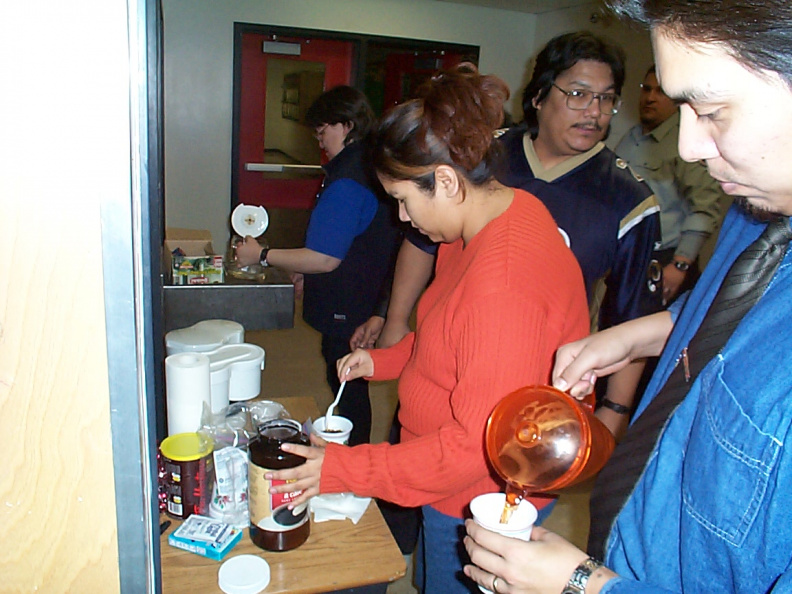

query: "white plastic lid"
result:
(165, 320), (245, 354)
(231, 204), (269, 238)
(218, 555), (270, 594)
(207, 344), (265, 372)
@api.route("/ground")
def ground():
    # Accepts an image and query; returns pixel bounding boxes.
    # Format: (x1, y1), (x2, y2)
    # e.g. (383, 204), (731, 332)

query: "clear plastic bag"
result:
(199, 401), (290, 528)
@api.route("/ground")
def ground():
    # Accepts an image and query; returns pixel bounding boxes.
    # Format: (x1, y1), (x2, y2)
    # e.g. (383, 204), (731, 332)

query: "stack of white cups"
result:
(165, 352), (212, 435)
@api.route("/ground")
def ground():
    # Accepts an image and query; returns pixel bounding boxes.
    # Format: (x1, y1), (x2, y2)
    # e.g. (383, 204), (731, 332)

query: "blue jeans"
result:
(415, 506), (476, 593)
(414, 502), (556, 593)
(535, 500), (555, 524)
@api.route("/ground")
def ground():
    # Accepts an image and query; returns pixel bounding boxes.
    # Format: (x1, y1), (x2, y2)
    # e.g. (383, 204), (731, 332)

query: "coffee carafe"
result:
(485, 385), (616, 507)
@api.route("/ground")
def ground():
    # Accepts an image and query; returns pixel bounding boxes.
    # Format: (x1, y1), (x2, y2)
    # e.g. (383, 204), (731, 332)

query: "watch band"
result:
(259, 247), (270, 267)
(561, 557), (604, 594)
(600, 398), (631, 415)
(673, 259), (691, 272)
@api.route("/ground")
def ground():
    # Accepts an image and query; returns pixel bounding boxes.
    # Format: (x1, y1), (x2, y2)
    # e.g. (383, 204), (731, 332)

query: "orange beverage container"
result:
(485, 385), (615, 505)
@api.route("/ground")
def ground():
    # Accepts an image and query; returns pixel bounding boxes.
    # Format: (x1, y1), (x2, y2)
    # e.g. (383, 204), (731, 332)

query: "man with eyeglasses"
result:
(498, 31), (662, 438)
(616, 65), (726, 306)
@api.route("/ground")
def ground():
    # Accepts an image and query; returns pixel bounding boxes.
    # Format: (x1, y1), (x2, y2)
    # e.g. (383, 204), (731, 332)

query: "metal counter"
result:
(162, 267), (294, 332)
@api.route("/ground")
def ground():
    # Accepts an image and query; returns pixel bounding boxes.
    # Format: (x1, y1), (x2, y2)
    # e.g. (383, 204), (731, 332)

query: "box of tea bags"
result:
(168, 514), (242, 561)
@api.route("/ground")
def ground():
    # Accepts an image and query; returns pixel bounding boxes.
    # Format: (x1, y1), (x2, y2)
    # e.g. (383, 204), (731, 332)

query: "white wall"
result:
(162, 0), (539, 246)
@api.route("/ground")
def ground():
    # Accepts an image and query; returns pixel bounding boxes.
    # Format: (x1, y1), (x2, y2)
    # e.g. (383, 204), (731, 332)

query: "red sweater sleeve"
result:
(368, 332), (415, 381)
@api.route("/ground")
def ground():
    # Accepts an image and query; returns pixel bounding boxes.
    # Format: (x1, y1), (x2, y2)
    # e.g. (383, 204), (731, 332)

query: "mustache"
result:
(573, 121), (603, 132)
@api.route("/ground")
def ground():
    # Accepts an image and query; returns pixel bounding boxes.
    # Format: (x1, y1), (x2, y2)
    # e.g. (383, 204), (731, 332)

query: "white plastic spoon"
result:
(324, 369), (350, 429)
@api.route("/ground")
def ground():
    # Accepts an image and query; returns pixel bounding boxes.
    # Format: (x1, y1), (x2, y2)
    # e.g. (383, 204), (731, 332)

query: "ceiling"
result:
(435, 0), (597, 14)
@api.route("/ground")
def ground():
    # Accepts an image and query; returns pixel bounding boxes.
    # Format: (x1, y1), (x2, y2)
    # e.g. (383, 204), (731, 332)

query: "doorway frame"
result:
(230, 22), (479, 211)
(109, 0), (165, 591)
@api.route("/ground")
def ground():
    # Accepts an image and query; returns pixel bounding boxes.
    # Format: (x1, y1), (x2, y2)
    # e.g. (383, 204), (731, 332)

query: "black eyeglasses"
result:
(313, 124), (329, 140)
(552, 83), (622, 115)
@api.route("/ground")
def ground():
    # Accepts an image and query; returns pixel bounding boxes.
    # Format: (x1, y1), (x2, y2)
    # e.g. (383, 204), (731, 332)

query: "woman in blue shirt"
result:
(237, 86), (400, 445)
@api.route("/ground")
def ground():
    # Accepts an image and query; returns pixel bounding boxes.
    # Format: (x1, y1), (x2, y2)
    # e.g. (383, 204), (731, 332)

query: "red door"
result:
(237, 34), (355, 210)
(379, 50), (471, 112)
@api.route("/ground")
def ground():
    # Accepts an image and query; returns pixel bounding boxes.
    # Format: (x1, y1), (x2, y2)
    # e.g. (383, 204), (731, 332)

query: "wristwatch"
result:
(673, 259), (691, 272)
(561, 557), (604, 594)
(259, 247), (270, 267)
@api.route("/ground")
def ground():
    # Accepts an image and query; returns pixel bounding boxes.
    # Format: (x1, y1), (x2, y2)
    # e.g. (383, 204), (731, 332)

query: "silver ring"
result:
(492, 576), (500, 592)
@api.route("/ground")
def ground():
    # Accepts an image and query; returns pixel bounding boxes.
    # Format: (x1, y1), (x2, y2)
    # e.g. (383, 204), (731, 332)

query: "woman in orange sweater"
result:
(268, 65), (589, 592)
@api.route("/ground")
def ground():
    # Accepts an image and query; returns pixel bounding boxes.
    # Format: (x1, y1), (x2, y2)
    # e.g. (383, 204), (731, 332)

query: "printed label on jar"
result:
(249, 465), (308, 532)
(168, 498), (183, 517)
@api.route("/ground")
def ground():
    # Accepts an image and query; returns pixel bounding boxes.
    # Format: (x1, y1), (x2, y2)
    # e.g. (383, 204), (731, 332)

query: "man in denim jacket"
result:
(461, 0), (792, 593)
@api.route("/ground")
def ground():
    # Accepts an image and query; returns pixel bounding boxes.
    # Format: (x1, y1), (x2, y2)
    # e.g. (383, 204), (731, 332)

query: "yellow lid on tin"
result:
(160, 432), (214, 461)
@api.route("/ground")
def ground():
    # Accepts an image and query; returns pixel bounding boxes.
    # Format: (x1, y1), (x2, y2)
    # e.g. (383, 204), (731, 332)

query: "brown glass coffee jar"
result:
(248, 418), (311, 551)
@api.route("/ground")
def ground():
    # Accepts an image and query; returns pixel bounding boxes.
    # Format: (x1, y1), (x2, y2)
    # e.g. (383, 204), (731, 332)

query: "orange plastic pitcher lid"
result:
(160, 432), (214, 461)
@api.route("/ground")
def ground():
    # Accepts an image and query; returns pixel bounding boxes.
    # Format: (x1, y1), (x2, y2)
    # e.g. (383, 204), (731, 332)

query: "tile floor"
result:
(247, 301), (591, 593)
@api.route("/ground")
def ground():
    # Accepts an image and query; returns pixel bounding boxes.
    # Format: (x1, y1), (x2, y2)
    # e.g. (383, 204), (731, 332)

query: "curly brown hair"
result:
(371, 63), (510, 193)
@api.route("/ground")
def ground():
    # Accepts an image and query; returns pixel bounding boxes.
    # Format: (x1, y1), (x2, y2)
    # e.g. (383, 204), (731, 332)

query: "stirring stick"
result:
(324, 368), (350, 430)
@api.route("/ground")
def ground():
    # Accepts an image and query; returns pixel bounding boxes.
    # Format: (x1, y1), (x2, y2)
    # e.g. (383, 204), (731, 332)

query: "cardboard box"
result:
(164, 228), (225, 285)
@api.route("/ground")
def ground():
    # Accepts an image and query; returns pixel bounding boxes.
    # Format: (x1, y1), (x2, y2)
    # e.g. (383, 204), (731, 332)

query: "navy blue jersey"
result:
(497, 127), (662, 328)
(404, 226), (438, 255)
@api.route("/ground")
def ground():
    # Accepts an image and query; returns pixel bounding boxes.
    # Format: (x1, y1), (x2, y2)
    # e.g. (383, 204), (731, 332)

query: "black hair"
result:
(521, 31), (626, 138)
(605, 0), (792, 87)
(304, 85), (375, 145)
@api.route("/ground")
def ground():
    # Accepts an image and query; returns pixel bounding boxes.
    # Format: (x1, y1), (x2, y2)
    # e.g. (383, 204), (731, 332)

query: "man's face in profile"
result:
(653, 28), (792, 218)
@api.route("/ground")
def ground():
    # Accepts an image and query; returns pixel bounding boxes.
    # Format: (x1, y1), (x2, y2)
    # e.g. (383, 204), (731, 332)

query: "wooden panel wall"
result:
(0, 203), (121, 592)
(0, 0), (131, 590)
